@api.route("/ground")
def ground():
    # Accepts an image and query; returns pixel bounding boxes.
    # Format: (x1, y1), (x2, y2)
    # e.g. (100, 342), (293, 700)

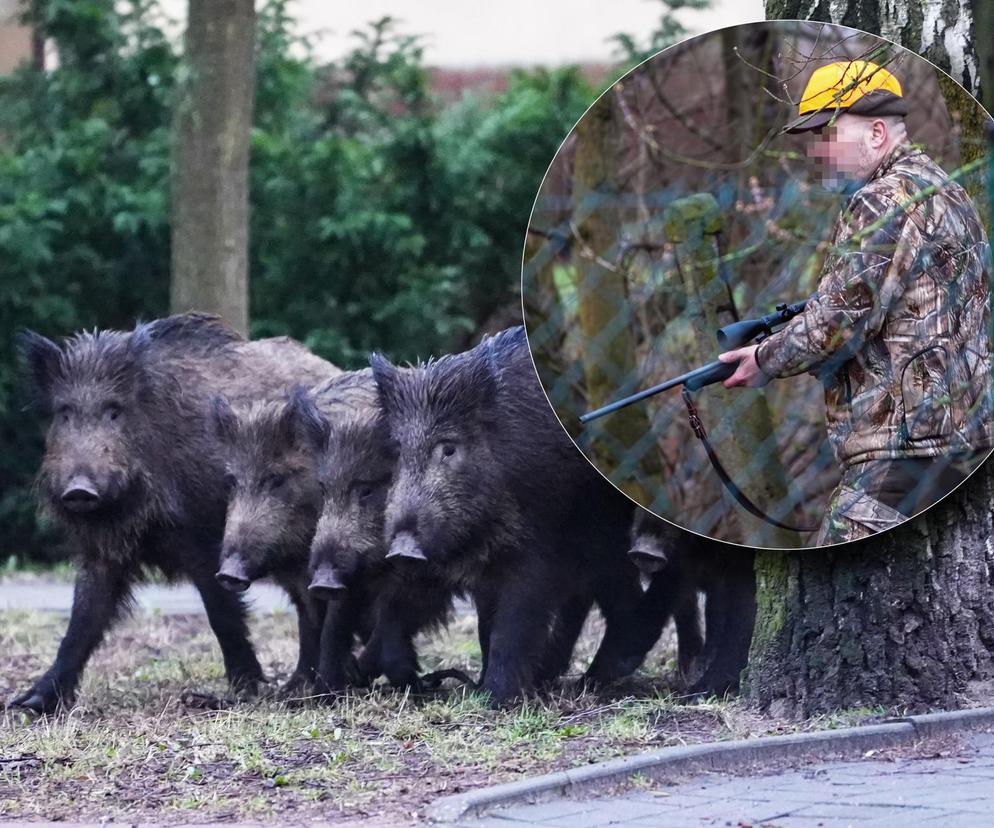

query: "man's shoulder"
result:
(858, 151), (944, 202)
(850, 150), (973, 229)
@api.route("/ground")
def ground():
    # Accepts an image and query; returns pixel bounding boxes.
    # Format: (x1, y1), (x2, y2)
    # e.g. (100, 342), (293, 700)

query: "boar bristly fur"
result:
(212, 373), (376, 694)
(370, 327), (647, 703)
(11, 314), (337, 713)
(628, 511), (756, 696)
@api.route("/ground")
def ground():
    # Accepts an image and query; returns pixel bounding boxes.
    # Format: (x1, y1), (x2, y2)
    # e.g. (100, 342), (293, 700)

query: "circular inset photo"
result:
(522, 20), (994, 549)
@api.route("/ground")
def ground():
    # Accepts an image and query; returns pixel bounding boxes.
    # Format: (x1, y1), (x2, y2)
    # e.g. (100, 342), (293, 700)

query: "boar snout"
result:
(216, 553), (252, 592)
(386, 531), (427, 562)
(61, 474), (101, 513)
(308, 561), (347, 598)
(627, 543), (668, 576)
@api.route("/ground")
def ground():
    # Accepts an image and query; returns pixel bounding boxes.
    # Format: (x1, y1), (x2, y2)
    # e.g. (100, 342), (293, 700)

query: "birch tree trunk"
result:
(170, 0), (256, 335)
(750, 0), (994, 716)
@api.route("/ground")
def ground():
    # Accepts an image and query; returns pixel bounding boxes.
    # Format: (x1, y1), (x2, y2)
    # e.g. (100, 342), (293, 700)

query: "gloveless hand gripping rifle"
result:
(579, 299), (815, 533)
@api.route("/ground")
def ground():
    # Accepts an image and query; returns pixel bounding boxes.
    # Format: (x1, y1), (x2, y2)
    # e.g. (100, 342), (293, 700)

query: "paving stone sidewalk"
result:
(456, 729), (994, 827)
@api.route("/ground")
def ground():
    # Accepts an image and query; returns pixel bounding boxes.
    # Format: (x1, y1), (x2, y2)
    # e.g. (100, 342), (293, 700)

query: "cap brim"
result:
(781, 109), (838, 135)
(782, 91), (907, 135)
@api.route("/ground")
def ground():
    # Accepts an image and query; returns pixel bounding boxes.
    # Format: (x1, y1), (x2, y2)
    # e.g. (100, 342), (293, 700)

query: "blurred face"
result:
(806, 114), (882, 186)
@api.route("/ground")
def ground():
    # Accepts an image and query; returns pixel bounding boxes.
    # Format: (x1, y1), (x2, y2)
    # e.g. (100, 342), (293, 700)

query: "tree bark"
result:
(571, 95), (661, 502)
(170, 0), (256, 335)
(751, 0), (994, 715)
(765, 1), (983, 102)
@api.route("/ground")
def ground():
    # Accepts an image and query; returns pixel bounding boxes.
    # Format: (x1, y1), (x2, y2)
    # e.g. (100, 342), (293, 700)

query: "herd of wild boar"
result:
(10, 313), (756, 714)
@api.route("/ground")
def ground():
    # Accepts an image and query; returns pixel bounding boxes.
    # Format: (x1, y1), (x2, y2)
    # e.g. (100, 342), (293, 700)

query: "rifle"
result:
(579, 299), (815, 533)
(579, 300), (808, 423)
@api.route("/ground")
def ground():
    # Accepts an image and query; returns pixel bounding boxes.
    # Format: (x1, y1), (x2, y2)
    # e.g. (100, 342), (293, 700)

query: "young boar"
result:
(369, 326), (647, 702)
(210, 371), (378, 693)
(628, 510), (755, 696)
(304, 372), (453, 691)
(12, 314), (337, 713)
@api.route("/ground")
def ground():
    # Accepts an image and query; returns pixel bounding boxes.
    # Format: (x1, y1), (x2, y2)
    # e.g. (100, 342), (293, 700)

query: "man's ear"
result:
(870, 118), (888, 149)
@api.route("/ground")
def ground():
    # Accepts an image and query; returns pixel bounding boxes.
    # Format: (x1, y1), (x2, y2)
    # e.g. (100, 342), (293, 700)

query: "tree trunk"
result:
(662, 194), (800, 548)
(765, 1), (984, 102)
(571, 95), (661, 502)
(170, 0), (255, 335)
(751, 0), (994, 715)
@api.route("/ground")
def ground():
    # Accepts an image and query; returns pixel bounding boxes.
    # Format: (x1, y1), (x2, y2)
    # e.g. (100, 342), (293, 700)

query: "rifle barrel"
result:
(578, 359), (724, 424)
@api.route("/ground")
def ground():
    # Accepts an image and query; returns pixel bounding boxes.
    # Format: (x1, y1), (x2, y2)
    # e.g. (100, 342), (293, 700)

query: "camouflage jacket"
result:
(755, 144), (993, 469)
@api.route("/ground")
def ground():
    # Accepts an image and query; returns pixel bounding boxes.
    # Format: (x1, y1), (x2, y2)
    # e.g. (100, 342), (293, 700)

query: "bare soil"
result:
(0, 600), (919, 825)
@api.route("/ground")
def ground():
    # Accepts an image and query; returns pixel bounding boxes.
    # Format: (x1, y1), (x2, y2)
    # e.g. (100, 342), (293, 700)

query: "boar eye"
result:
(262, 471), (287, 490)
(104, 402), (123, 421)
(223, 473), (238, 491)
(55, 404), (71, 422)
(434, 441), (458, 462)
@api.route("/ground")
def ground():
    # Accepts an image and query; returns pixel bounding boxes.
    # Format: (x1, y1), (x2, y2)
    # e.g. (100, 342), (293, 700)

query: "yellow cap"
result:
(783, 60), (907, 134)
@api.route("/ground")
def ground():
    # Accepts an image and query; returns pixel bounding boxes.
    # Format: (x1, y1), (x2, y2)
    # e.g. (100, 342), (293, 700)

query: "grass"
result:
(0, 592), (902, 825)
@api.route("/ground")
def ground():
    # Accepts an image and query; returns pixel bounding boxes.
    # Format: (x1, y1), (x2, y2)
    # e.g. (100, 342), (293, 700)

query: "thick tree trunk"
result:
(765, 1), (983, 102)
(751, 0), (994, 715)
(170, 0), (255, 335)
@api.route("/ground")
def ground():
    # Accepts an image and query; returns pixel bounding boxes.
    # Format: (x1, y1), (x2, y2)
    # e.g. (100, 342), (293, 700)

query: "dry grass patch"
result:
(0, 599), (885, 824)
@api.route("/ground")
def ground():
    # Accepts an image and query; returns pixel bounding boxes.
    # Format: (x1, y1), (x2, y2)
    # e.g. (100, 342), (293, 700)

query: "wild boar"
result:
(304, 372), (453, 691)
(11, 313), (337, 713)
(628, 510), (755, 696)
(369, 326), (648, 702)
(210, 371), (382, 694)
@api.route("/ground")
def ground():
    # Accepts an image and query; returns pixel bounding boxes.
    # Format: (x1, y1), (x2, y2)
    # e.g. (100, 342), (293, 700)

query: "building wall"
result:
(0, 0), (32, 73)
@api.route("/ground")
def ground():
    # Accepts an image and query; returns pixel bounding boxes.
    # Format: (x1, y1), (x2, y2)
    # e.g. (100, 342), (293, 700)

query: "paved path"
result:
(458, 729), (994, 827)
(0, 579), (293, 615)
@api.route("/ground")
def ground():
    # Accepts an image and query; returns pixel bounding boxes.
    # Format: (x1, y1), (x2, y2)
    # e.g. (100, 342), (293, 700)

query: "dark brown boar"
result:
(369, 326), (648, 703)
(210, 371), (380, 694)
(304, 372), (453, 692)
(628, 510), (755, 696)
(11, 314), (337, 713)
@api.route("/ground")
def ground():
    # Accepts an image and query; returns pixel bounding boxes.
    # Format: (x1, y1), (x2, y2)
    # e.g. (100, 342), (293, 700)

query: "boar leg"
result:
(190, 567), (264, 695)
(584, 570), (654, 684)
(689, 560), (756, 697)
(281, 589), (325, 695)
(534, 593), (592, 684)
(673, 586), (704, 680)
(357, 587), (421, 688)
(583, 569), (680, 685)
(10, 560), (131, 714)
(316, 591), (365, 693)
(477, 557), (562, 703)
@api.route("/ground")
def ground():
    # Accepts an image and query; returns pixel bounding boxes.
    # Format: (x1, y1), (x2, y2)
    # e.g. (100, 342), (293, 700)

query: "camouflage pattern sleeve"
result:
(756, 190), (921, 379)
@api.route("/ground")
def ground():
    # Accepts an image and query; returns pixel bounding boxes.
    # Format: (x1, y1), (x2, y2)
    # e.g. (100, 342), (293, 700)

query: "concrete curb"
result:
(426, 706), (994, 823)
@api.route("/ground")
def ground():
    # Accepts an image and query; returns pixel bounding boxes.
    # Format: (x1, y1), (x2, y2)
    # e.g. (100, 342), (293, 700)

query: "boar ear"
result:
(369, 352), (401, 412)
(128, 321), (155, 361)
(283, 387), (330, 450)
(456, 349), (499, 409)
(16, 330), (62, 412)
(210, 394), (239, 445)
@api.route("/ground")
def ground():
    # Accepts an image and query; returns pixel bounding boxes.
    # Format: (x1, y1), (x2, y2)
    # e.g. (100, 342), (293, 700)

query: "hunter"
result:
(719, 59), (993, 545)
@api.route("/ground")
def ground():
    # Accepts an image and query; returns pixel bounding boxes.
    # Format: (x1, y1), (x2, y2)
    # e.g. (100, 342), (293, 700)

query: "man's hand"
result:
(718, 344), (770, 388)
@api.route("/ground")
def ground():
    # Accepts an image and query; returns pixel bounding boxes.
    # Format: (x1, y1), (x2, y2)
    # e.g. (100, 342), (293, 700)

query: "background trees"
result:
(0, 0), (596, 564)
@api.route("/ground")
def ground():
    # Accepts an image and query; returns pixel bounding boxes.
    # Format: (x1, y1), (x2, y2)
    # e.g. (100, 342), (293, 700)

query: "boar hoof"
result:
(687, 674), (738, 700)
(228, 670), (263, 701)
(278, 671), (314, 699)
(9, 677), (71, 715)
